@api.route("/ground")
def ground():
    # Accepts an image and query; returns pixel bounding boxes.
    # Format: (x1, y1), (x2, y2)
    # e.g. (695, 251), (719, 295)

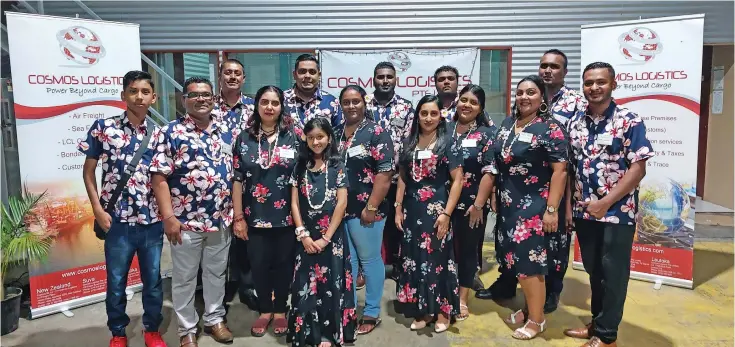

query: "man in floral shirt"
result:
(212, 58), (258, 311)
(564, 62), (653, 347)
(78, 70), (166, 347)
(212, 58), (255, 140)
(434, 65), (460, 120)
(284, 53), (343, 137)
(365, 61), (414, 275)
(150, 77), (235, 347)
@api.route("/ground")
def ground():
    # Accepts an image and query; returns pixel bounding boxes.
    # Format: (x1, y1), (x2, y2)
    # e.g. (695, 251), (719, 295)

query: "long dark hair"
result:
(453, 84), (491, 127)
(339, 84), (373, 122)
(399, 95), (448, 174)
(247, 85), (293, 137)
(512, 75), (551, 120)
(294, 117), (342, 183)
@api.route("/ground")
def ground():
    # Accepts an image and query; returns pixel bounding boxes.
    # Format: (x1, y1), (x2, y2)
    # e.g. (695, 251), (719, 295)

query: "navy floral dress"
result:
(487, 116), (569, 278)
(396, 137), (462, 317)
(287, 161), (357, 347)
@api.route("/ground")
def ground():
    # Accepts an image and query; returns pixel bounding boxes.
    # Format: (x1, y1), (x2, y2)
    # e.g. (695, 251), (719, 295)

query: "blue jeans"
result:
(105, 221), (164, 336)
(344, 218), (386, 318)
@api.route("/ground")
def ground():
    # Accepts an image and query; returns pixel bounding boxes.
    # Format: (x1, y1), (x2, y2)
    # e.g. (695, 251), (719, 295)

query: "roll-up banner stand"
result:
(574, 14), (705, 289)
(6, 12), (145, 318)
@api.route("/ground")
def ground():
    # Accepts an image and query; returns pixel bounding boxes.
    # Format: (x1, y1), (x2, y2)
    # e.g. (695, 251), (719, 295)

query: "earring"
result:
(539, 102), (548, 113)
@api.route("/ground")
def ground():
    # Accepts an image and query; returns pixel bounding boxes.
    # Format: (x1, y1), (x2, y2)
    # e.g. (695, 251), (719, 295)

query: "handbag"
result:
(94, 122), (154, 240)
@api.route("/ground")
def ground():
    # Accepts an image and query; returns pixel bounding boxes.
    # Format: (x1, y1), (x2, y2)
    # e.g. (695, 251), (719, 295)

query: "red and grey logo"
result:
(618, 27), (663, 63)
(56, 26), (106, 66)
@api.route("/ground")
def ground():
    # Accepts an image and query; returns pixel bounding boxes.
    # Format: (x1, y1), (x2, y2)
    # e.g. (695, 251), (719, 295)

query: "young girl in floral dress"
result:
(288, 117), (357, 347)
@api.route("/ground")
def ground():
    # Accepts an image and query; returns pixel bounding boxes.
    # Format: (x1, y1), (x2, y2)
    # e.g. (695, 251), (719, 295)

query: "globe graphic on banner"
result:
(636, 179), (693, 249)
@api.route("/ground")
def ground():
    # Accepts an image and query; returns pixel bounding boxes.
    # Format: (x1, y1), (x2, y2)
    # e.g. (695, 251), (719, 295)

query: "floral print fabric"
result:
(284, 87), (344, 138)
(287, 162), (356, 347)
(449, 121), (497, 210)
(488, 116), (569, 277)
(213, 93), (255, 140)
(233, 129), (300, 228)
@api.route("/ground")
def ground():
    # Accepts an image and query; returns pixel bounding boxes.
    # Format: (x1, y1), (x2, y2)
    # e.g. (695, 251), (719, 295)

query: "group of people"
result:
(79, 49), (653, 347)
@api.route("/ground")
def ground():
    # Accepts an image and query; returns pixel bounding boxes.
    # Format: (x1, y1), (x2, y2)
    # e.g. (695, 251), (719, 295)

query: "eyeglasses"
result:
(185, 92), (213, 100)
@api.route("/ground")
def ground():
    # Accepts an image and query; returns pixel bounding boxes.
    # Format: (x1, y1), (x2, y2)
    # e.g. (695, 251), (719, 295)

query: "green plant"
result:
(1, 185), (53, 299)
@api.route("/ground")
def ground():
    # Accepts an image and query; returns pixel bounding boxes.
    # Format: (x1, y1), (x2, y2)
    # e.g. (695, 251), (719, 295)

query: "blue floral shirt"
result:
(549, 85), (587, 126)
(365, 93), (414, 165)
(213, 93), (255, 140)
(78, 113), (160, 225)
(149, 114), (235, 232)
(568, 100), (655, 225)
(284, 87), (343, 138)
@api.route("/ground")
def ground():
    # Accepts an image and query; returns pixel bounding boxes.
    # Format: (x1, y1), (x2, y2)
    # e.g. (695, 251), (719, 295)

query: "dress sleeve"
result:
(373, 125), (395, 173)
(542, 120), (569, 163)
(480, 127), (497, 174)
(77, 119), (104, 159)
(623, 114), (655, 164)
(148, 124), (174, 176)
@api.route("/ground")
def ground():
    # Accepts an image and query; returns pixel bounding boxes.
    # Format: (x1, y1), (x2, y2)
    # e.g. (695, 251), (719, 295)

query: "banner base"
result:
(29, 284), (143, 320)
(572, 261), (693, 289)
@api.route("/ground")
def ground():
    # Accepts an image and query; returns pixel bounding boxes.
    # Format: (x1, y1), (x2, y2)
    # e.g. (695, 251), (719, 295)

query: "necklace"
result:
(501, 115), (537, 159)
(305, 160), (329, 210)
(339, 118), (368, 165)
(411, 131), (437, 182)
(453, 120), (477, 140)
(257, 128), (280, 169)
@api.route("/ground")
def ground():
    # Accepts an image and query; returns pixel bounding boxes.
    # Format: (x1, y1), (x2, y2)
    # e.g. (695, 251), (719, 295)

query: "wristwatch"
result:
(546, 205), (557, 213)
(367, 203), (378, 212)
(394, 202), (403, 208)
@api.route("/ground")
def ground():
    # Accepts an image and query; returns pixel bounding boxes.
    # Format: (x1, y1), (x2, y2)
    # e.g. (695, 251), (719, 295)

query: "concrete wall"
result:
(703, 45), (734, 209)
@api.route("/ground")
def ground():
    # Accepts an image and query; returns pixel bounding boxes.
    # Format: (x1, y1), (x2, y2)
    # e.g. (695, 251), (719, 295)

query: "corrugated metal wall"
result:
(30, 1), (735, 90)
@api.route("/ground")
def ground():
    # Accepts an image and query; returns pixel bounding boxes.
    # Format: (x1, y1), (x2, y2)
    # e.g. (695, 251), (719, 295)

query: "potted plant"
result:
(1, 186), (52, 335)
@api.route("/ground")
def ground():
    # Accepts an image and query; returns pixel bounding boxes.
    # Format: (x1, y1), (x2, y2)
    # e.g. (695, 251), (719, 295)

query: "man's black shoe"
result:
(239, 288), (259, 312)
(474, 287), (515, 301)
(544, 292), (559, 314)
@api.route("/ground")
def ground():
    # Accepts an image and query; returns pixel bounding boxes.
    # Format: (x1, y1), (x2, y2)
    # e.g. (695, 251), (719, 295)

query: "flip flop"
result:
(357, 317), (381, 335)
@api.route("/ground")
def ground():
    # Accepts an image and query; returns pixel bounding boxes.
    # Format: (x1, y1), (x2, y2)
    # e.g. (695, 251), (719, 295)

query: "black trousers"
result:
(575, 218), (635, 344)
(452, 209), (486, 288)
(230, 236), (255, 291)
(383, 183), (401, 266)
(247, 226), (296, 313)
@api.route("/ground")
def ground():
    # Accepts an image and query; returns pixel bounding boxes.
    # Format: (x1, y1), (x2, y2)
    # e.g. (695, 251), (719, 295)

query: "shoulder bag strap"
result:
(103, 122), (154, 213)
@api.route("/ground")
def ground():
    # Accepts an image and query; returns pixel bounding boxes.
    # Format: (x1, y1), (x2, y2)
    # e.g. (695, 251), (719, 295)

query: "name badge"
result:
(517, 132), (533, 143)
(280, 148), (296, 159)
(220, 143), (233, 156)
(347, 145), (365, 158)
(596, 133), (614, 146)
(417, 150), (433, 160)
(461, 139), (477, 148)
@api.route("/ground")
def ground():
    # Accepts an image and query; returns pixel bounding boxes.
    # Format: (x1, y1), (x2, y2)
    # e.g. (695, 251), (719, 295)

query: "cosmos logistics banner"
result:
(574, 14), (704, 288)
(6, 12), (144, 318)
(319, 48), (481, 106)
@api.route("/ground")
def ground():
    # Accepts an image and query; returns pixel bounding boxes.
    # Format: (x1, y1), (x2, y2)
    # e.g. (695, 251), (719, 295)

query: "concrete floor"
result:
(2, 227), (733, 347)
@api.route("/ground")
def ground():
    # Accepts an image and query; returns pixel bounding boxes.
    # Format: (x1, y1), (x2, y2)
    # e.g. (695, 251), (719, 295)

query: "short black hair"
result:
(294, 53), (319, 71)
(183, 76), (213, 92)
(433, 65), (459, 81)
(123, 70), (154, 91)
(583, 62), (616, 81)
(373, 61), (396, 76)
(543, 49), (568, 70)
(219, 58), (244, 74)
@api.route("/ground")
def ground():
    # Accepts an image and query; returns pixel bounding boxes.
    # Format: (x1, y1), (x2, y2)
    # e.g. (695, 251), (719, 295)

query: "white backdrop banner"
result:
(319, 48), (480, 105)
(6, 12), (144, 318)
(574, 14), (704, 289)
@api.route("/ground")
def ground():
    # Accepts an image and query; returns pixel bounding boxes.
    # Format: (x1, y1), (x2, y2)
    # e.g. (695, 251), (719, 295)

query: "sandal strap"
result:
(509, 309), (524, 324)
(360, 318), (379, 325)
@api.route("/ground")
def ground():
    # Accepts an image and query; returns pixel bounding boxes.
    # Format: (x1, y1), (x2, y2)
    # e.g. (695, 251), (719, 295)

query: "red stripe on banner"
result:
(14, 101), (126, 120)
(617, 95), (701, 116)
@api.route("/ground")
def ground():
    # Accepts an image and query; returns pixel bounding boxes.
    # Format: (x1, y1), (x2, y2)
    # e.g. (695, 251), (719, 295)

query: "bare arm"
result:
(396, 168), (406, 206)
(233, 181), (244, 219)
(151, 173), (174, 219)
(473, 173), (495, 208)
(444, 167), (464, 215)
(82, 157), (103, 212)
(324, 188), (348, 241)
(367, 171), (392, 208)
(291, 186), (305, 229)
(547, 162), (568, 209)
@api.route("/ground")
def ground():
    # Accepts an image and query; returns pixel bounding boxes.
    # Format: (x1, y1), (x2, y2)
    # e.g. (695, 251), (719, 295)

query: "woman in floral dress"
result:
(484, 75), (568, 340)
(447, 84), (497, 321)
(232, 85), (300, 337)
(336, 85), (395, 335)
(395, 95), (464, 333)
(288, 117), (357, 347)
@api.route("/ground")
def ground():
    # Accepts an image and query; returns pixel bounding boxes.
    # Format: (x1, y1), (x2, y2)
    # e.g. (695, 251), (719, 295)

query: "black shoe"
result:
(472, 272), (485, 291)
(544, 292), (559, 314)
(474, 287), (515, 301)
(239, 289), (259, 312)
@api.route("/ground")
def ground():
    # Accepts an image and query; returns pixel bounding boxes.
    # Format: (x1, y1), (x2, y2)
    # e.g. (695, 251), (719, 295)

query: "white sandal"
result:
(456, 304), (470, 321)
(512, 318), (546, 340)
(503, 309), (526, 325)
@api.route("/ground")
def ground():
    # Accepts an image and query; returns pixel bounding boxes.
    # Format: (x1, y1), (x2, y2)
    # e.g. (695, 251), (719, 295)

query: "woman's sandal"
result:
(410, 315), (433, 331)
(511, 318), (546, 340)
(456, 304), (470, 321)
(357, 317), (381, 335)
(250, 316), (273, 337)
(273, 316), (288, 337)
(503, 309), (527, 325)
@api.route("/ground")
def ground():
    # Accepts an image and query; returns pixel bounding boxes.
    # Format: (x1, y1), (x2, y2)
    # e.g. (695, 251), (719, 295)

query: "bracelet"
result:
(441, 212), (450, 218)
(322, 235), (331, 243)
(473, 204), (484, 210)
(295, 227), (309, 241)
(163, 214), (175, 221)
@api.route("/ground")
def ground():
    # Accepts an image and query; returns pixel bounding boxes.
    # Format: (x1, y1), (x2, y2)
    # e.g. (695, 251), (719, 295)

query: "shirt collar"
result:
(181, 113), (224, 133)
(289, 86), (323, 103)
(120, 111), (149, 133)
(367, 93), (400, 107)
(551, 85), (570, 104)
(215, 92), (246, 111)
(585, 99), (617, 121)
